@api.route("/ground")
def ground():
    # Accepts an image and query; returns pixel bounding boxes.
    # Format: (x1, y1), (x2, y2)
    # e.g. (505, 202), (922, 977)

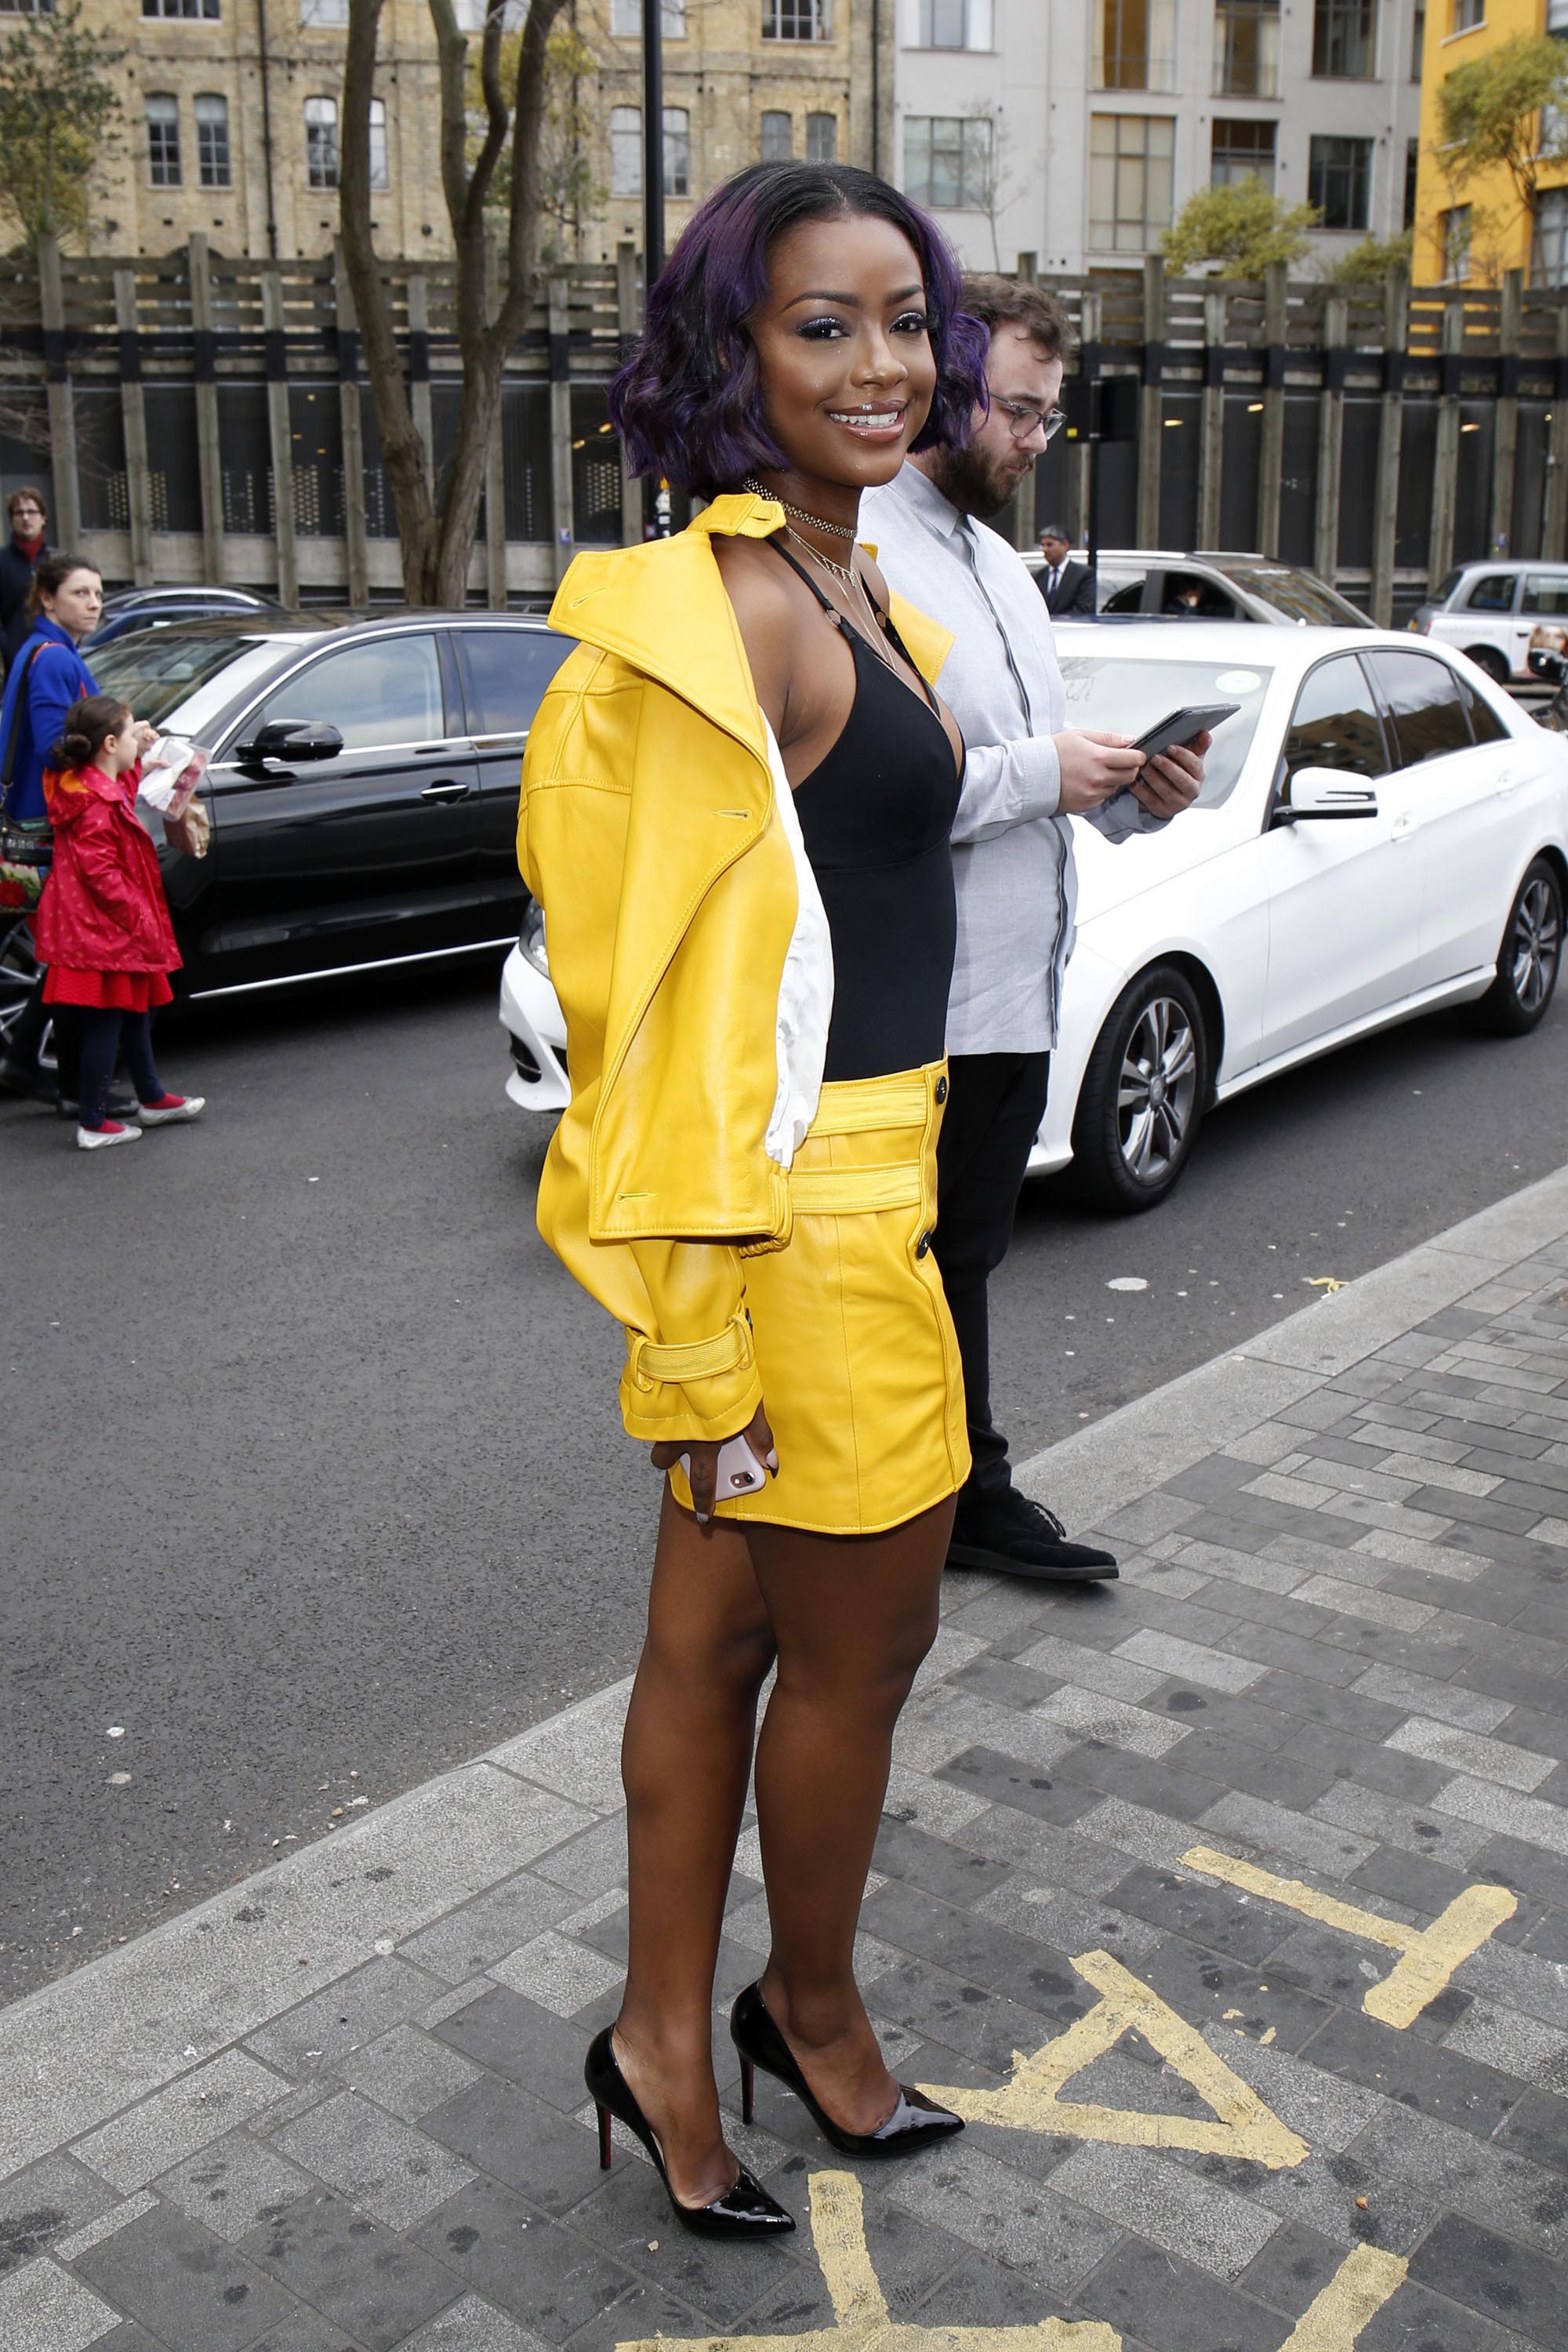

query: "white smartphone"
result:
(678, 1432), (774, 1504)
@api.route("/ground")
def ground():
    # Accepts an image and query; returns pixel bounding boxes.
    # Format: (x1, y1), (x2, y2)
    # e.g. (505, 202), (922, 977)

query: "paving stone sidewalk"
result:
(9, 1173), (1568, 2352)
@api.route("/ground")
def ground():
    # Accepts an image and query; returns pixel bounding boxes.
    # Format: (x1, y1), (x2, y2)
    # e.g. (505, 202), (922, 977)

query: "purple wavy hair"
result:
(610, 162), (989, 499)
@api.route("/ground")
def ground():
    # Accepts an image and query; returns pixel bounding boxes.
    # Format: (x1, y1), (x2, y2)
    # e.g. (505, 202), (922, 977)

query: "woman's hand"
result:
(652, 1403), (778, 1525)
(132, 719), (158, 753)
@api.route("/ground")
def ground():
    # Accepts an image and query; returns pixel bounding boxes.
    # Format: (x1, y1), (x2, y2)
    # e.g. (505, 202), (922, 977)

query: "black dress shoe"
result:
(584, 2026), (795, 2239)
(947, 1489), (1118, 1583)
(0, 1058), (57, 1105)
(730, 1981), (963, 2158)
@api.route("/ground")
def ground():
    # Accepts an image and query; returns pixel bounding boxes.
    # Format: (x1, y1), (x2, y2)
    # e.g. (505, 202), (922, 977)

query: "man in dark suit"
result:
(1036, 524), (1096, 618)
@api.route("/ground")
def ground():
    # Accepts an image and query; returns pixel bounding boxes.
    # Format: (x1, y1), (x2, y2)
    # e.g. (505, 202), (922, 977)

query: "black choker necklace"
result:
(740, 478), (858, 543)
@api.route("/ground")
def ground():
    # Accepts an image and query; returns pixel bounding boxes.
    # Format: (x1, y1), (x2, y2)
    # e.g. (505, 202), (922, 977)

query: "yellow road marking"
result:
(1275, 2245), (1410, 2350)
(920, 1947), (1308, 2170)
(615, 2171), (1120, 2352)
(1181, 1846), (1516, 2028)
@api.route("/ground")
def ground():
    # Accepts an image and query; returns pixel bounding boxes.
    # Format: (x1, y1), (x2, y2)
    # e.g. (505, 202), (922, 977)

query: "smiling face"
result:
(746, 210), (938, 513)
(40, 567), (103, 640)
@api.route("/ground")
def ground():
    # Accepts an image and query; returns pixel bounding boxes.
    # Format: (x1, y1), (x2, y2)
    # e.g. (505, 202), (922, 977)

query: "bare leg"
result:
(613, 1483), (775, 2205)
(749, 1497), (953, 2130)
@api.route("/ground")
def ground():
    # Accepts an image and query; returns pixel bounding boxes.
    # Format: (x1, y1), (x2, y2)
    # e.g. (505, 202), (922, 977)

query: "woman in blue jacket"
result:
(0, 554), (106, 1102)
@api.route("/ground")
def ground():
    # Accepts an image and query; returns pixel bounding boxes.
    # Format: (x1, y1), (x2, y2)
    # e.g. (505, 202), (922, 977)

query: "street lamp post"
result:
(641, 0), (668, 535)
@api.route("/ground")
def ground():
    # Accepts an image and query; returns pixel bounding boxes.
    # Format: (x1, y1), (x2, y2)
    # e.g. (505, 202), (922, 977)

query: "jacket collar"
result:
(549, 493), (786, 764)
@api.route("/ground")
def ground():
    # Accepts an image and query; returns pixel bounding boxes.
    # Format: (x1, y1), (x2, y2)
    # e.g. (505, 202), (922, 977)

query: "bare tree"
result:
(339, 0), (570, 606)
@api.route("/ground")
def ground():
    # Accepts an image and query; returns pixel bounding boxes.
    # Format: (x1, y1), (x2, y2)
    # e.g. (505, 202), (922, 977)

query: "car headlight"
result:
(519, 898), (550, 977)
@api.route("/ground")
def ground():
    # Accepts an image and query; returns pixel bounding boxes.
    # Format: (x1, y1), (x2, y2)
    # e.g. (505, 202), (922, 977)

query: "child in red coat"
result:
(36, 694), (205, 1151)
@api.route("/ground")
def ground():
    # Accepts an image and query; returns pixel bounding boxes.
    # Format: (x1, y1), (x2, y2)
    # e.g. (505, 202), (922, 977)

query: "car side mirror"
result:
(1274, 766), (1380, 823)
(239, 719), (343, 764)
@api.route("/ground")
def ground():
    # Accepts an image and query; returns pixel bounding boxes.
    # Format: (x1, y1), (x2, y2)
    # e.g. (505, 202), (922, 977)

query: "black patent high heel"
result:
(584, 2026), (795, 2239)
(731, 1981), (964, 2159)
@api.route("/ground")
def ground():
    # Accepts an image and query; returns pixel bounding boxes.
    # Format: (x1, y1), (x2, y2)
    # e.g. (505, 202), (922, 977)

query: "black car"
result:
(82, 608), (573, 997)
(85, 585), (289, 653)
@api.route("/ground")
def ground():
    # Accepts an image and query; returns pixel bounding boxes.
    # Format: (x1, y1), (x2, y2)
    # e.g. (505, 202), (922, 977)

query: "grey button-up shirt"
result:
(862, 463), (1162, 1055)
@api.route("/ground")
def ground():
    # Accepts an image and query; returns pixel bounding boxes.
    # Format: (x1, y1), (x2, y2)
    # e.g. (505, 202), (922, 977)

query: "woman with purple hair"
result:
(518, 162), (989, 2238)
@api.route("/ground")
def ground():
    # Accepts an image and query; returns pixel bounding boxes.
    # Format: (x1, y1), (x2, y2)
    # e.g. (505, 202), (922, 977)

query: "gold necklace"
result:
(785, 528), (902, 674)
(740, 477), (858, 543)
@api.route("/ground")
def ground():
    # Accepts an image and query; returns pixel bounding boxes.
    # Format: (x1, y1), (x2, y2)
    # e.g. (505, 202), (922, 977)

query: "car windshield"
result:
(1432, 569), (1464, 604)
(92, 633), (296, 732)
(1056, 653), (1271, 809)
(1214, 564), (1370, 627)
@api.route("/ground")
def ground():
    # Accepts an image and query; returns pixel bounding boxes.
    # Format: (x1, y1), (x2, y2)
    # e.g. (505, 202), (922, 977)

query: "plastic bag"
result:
(140, 735), (210, 817)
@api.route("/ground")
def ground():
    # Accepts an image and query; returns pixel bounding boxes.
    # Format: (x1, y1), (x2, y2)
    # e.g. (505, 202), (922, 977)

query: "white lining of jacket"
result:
(762, 719), (833, 1171)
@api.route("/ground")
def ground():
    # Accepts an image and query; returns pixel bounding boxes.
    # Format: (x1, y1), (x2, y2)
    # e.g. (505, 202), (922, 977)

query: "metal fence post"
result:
(333, 243), (370, 608)
(615, 241), (641, 547)
(1068, 287), (1099, 549)
(483, 230), (508, 608)
(261, 267), (298, 606)
(113, 267), (154, 586)
(1136, 253), (1164, 547)
(36, 233), (81, 549)
(1490, 267), (1523, 558)
(188, 234), (226, 581)
(1315, 291), (1347, 589)
(1255, 259), (1287, 559)
(1428, 291), (1465, 591)
(1198, 286), (1225, 550)
(1548, 302), (1568, 562)
(549, 273), (575, 587)
(1370, 266), (1408, 626)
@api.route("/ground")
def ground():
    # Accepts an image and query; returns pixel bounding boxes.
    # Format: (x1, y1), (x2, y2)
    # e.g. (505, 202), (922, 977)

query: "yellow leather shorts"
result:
(668, 1062), (970, 1537)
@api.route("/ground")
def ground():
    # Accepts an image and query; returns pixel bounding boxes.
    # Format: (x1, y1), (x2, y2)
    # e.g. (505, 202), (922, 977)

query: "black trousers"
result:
(932, 1048), (1051, 1504)
(78, 1008), (161, 1127)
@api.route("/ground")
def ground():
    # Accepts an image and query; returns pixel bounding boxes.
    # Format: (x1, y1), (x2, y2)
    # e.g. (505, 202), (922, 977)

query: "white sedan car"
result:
(499, 623), (1568, 1214)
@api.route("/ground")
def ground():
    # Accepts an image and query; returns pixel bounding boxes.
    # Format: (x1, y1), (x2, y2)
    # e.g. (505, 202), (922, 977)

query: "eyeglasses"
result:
(993, 397), (1066, 445)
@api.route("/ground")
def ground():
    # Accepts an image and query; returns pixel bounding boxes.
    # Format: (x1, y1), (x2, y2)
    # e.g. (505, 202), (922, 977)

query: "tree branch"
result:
(464, 0), (510, 230)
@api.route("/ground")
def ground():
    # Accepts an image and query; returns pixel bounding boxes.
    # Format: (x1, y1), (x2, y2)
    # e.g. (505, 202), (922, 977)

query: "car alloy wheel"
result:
(1070, 961), (1211, 1214)
(0, 914), (40, 1051)
(1480, 856), (1563, 1035)
(1465, 645), (1510, 686)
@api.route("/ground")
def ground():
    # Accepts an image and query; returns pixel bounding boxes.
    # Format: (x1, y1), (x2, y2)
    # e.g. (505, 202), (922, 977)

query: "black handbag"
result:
(0, 644), (52, 882)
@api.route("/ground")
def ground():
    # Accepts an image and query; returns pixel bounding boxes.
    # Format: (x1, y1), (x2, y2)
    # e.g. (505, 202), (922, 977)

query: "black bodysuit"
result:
(768, 539), (964, 1084)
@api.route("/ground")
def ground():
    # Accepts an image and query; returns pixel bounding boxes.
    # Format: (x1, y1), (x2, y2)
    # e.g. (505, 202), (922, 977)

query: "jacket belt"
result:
(788, 1163), (924, 1216)
(805, 1065), (941, 1138)
(625, 1311), (755, 1392)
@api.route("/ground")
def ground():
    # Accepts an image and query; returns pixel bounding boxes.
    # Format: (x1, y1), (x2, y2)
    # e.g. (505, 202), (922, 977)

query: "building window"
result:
(1308, 132), (1371, 228)
(1214, 0), (1279, 97)
(1442, 201), (1472, 279)
(146, 93), (182, 187)
(904, 114), (993, 209)
(663, 106), (689, 195)
(299, 0), (349, 24)
(764, 0), (830, 38)
(1089, 112), (1175, 249)
(142, 0), (220, 14)
(910, 0), (993, 45)
(610, 1), (687, 31)
(1312, 0), (1375, 76)
(0, 1), (56, 14)
(1410, 4), (1425, 78)
(1403, 136), (1419, 228)
(611, 103), (641, 196)
(1536, 190), (1568, 285)
(368, 96), (389, 191)
(1211, 118), (1276, 191)
(1452, 0), (1484, 28)
(1549, 0), (1568, 31)
(806, 111), (838, 162)
(760, 110), (793, 162)
(305, 94), (339, 189)
(194, 93), (230, 188)
(1094, 0), (1177, 92)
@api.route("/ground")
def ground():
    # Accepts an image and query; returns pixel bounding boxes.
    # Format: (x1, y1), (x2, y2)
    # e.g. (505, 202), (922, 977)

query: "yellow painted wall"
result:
(1414, 0), (1568, 284)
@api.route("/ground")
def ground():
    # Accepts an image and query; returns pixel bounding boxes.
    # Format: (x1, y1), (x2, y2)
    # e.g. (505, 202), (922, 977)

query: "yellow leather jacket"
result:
(517, 490), (953, 1446)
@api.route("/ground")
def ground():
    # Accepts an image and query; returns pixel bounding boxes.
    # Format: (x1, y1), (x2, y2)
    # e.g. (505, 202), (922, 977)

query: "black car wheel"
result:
(0, 913), (39, 1054)
(1465, 645), (1510, 686)
(1069, 964), (1211, 1214)
(1478, 857), (1563, 1036)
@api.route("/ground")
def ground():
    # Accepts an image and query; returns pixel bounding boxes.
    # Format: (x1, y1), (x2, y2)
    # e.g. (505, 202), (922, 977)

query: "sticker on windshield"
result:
(1216, 670), (1262, 694)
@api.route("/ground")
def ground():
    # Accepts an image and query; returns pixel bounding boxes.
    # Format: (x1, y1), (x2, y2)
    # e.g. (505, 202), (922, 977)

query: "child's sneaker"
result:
(76, 1120), (143, 1151)
(137, 1093), (205, 1126)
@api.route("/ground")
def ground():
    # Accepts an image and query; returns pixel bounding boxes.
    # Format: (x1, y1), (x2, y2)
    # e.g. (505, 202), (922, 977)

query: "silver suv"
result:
(1410, 561), (1568, 685)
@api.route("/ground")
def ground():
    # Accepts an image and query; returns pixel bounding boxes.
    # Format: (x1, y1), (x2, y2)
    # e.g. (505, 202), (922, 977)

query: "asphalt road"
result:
(6, 950), (1568, 2002)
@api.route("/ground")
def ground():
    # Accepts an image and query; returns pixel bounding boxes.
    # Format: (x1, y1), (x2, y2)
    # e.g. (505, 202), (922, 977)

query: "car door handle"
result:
(1495, 768), (1520, 795)
(1390, 809), (1419, 840)
(419, 780), (473, 803)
